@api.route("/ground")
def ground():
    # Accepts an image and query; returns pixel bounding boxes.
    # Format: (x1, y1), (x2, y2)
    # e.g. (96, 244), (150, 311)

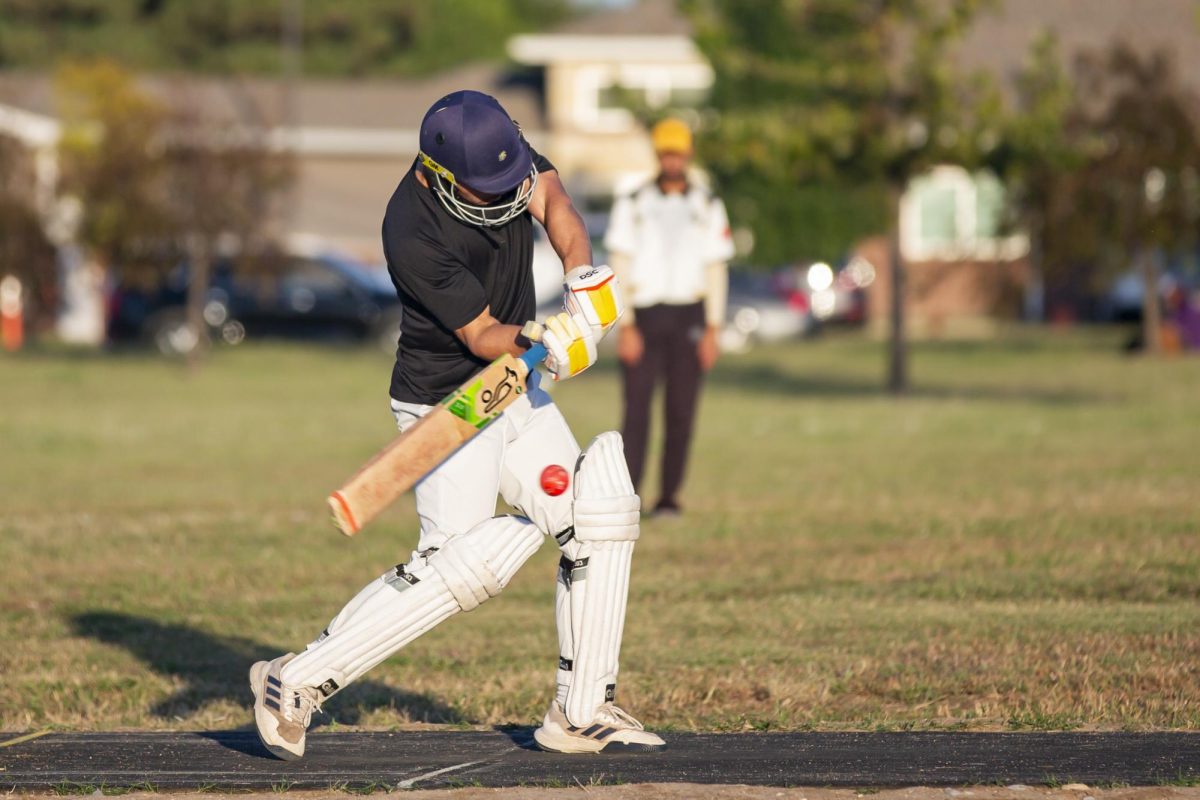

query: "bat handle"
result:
(519, 342), (547, 373)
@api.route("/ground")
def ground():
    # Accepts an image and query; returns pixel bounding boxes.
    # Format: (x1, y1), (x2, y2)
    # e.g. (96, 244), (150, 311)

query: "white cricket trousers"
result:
(390, 370), (580, 554)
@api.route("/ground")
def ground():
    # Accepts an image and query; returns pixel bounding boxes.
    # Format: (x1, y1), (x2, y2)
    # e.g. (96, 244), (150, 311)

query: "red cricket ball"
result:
(540, 464), (570, 496)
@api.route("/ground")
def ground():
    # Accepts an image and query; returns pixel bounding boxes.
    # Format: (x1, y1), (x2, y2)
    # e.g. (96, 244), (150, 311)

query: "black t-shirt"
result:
(383, 150), (555, 404)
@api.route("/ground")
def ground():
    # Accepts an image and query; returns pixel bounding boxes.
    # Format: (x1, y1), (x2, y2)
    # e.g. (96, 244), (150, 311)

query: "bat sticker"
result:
(444, 365), (522, 428)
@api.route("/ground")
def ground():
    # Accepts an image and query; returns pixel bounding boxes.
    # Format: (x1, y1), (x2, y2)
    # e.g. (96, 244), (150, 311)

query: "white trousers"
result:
(391, 371), (580, 553)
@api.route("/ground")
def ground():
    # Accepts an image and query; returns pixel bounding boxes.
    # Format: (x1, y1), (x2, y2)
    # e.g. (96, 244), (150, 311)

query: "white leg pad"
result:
(282, 515), (543, 694)
(560, 431), (641, 727)
(554, 556), (574, 708)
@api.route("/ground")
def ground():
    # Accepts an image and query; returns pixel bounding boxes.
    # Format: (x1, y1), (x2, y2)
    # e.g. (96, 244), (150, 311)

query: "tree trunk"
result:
(1138, 247), (1161, 355)
(1024, 215), (1045, 323)
(185, 236), (212, 371)
(887, 191), (908, 394)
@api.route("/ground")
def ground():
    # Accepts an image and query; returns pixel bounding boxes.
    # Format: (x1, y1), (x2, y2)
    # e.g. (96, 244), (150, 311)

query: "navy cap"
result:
(419, 90), (533, 195)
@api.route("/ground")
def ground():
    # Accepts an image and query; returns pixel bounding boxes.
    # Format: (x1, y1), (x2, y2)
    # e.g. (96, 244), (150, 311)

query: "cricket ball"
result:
(540, 464), (570, 496)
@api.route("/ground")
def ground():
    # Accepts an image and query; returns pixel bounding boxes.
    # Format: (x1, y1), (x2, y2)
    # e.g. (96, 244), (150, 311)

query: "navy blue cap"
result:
(419, 90), (533, 195)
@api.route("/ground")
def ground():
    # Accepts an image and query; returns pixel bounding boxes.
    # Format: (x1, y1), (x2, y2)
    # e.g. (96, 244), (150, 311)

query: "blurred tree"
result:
(685, 0), (1001, 393)
(0, 135), (58, 333)
(986, 32), (1083, 324)
(160, 87), (295, 367)
(995, 41), (1200, 351)
(55, 59), (294, 361)
(0, 0), (570, 77)
(1060, 45), (1200, 353)
(55, 59), (173, 287)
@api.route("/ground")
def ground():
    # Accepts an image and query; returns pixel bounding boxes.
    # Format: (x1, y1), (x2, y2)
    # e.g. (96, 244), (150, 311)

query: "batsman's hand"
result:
(563, 265), (623, 342)
(537, 311), (598, 381)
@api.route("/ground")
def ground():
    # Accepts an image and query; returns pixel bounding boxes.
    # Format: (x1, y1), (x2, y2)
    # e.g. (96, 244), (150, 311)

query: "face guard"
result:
(419, 151), (538, 228)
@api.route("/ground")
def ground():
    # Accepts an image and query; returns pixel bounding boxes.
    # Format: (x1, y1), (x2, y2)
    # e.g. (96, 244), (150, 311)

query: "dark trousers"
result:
(620, 302), (706, 509)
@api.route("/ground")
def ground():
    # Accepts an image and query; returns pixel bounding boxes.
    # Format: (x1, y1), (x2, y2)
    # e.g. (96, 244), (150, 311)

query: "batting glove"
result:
(563, 265), (624, 342)
(539, 311), (598, 381)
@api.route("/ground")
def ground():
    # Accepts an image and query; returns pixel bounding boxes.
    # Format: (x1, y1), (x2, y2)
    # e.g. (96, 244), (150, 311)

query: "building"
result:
(507, 0), (710, 202)
(0, 65), (547, 262)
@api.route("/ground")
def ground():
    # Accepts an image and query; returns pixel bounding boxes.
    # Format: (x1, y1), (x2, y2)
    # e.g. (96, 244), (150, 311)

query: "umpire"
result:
(604, 118), (734, 517)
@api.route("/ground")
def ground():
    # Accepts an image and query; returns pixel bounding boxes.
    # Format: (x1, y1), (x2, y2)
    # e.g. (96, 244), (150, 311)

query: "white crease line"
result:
(393, 759), (489, 789)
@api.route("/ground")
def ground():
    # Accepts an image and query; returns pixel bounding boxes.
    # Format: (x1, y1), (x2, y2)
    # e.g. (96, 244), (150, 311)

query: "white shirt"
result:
(604, 180), (735, 308)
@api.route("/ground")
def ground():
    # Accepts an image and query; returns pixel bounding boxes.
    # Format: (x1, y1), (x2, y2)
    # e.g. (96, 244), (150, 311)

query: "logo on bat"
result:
(444, 361), (526, 428)
(480, 365), (520, 414)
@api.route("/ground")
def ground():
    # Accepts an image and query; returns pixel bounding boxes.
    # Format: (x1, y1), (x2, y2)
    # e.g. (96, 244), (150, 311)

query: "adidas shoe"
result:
(249, 653), (322, 761)
(533, 701), (666, 753)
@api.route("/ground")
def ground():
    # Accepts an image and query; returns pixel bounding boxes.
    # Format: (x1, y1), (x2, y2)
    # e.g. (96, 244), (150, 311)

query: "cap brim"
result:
(465, 144), (534, 195)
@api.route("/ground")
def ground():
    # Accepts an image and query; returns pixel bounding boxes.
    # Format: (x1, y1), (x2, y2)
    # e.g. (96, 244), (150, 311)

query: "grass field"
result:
(1, 328), (1197, 734)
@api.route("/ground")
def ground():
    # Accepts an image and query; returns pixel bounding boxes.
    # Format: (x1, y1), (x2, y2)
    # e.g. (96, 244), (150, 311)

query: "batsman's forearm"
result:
(462, 321), (527, 361)
(544, 196), (592, 270)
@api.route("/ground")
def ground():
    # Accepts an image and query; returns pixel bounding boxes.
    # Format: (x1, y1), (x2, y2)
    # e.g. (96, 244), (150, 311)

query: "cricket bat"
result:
(328, 341), (547, 536)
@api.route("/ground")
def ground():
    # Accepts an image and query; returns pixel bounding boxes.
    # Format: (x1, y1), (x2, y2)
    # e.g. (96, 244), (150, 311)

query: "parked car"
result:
(1102, 267), (1198, 323)
(782, 257), (875, 326)
(721, 270), (814, 352)
(108, 250), (402, 355)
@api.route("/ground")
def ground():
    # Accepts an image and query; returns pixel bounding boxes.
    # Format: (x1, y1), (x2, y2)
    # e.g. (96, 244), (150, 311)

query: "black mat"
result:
(1, 730), (1197, 790)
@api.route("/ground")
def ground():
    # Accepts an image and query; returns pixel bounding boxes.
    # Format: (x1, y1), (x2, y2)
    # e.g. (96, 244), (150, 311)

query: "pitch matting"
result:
(1, 730), (1197, 790)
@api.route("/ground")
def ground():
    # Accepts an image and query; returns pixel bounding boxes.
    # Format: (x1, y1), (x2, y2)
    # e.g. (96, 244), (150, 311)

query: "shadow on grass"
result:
(71, 611), (463, 727)
(704, 361), (1114, 405)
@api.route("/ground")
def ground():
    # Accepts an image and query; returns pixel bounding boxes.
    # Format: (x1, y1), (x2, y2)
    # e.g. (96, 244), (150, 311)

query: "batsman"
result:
(249, 90), (665, 759)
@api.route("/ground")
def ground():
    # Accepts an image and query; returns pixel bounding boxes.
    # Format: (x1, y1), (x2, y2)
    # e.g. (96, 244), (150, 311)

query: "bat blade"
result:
(328, 344), (545, 536)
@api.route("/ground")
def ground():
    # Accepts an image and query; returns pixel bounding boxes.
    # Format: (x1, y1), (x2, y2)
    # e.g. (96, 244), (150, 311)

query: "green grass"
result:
(1, 327), (1198, 732)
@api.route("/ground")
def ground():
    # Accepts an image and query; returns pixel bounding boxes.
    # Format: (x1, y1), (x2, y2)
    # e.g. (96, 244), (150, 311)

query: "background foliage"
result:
(0, 0), (570, 77)
(685, 0), (1000, 267)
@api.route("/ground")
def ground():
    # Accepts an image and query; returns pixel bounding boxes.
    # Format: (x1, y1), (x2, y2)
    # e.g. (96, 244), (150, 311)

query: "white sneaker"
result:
(533, 701), (666, 753)
(249, 653), (322, 761)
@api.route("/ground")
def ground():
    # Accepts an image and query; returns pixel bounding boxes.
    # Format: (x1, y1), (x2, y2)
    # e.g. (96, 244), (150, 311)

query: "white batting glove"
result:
(563, 265), (624, 342)
(538, 311), (598, 381)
